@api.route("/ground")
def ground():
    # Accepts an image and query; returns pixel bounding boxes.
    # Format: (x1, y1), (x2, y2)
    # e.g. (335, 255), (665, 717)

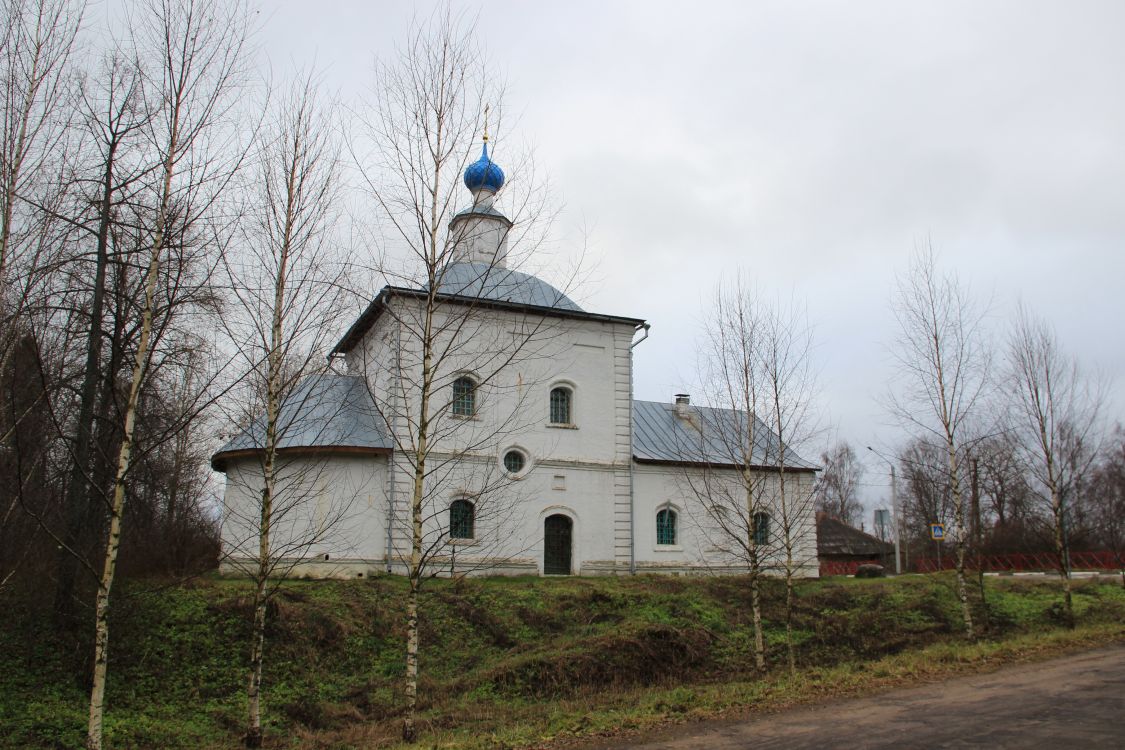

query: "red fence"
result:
(910, 550), (1123, 574)
(819, 551), (1124, 577)
(819, 558), (887, 577)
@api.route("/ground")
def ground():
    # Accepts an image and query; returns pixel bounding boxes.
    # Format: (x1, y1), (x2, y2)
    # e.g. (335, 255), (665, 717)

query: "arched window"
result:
(449, 499), (475, 539)
(656, 508), (677, 545)
(452, 376), (476, 417)
(549, 386), (572, 425)
(752, 512), (770, 547)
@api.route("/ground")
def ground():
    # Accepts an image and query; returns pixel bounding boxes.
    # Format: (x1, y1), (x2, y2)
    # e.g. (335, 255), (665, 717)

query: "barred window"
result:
(450, 499), (475, 539)
(452, 376), (476, 417)
(503, 449), (526, 475)
(549, 386), (572, 424)
(752, 512), (770, 547)
(656, 508), (677, 545)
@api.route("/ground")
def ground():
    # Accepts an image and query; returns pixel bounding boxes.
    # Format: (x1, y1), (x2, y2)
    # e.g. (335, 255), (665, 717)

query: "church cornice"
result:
(331, 285), (645, 356)
(632, 457), (819, 473)
(449, 204), (513, 228)
(210, 444), (392, 472)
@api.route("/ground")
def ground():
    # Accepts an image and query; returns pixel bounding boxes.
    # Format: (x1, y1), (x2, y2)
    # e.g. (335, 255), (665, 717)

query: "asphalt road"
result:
(599, 644), (1125, 749)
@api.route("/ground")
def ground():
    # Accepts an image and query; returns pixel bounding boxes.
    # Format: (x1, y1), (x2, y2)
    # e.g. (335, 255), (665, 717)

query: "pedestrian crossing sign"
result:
(930, 523), (945, 541)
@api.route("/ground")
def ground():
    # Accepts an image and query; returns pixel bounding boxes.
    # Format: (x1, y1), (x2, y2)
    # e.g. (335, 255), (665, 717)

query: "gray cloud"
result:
(266, 0), (1125, 483)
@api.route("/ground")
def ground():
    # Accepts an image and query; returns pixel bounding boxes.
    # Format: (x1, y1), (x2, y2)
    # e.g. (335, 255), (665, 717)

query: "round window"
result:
(503, 449), (526, 475)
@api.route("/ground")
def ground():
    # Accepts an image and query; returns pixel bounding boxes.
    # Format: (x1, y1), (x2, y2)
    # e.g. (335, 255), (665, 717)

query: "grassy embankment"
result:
(1, 573), (1122, 749)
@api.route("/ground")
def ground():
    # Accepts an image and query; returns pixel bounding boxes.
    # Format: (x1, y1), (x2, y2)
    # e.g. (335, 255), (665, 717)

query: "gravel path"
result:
(594, 643), (1125, 749)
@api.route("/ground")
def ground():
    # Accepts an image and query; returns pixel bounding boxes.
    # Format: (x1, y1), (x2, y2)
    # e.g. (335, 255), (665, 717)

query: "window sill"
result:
(654, 545), (683, 552)
(450, 414), (480, 421)
(449, 537), (479, 546)
(546, 423), (578, 430)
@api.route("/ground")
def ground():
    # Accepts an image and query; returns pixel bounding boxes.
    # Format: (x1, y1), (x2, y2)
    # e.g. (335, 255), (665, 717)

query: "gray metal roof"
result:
(212, 382), (812, 473)
(332, 263), (644, 355)
(631, 399), (817, 470)
(429, 262), (584, 312)
(212, 374), (390, 470)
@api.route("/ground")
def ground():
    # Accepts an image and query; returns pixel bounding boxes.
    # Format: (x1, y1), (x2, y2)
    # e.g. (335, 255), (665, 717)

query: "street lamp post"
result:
(867, 446), (902, 575)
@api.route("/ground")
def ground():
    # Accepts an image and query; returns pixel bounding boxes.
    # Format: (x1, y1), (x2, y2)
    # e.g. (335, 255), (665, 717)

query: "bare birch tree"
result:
(683, 277), (779, 672)
(682, 280), (819, 673)
(1005, 304), (1105, 625)
(756, 297), (819, 674)
(889, 246), (988, 637)
(216, 69), (355, 749)
(352, 9), (572, 741)
(0, 0), (82, 335)
(358, 16), (493, 741)
(84, 1), (250, 747)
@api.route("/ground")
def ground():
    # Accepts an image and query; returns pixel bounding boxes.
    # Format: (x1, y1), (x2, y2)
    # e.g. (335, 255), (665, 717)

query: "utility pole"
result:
(891, 465), (901, 575)
(868, 446), (903, 575)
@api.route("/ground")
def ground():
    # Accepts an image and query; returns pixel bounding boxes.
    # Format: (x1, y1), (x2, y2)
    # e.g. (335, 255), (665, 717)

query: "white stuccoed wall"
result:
(353, 295), (637, 575)
(633, 465), (819, 576)
(219, 454), (388, 579)
(448, 207), (510, 267)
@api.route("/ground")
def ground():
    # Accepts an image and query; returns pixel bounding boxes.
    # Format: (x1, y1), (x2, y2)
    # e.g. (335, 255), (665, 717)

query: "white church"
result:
(212, 139), (820, 579)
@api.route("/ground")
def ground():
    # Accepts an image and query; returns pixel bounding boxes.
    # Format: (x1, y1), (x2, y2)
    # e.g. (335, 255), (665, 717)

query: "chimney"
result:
(673, 393), (691, 419)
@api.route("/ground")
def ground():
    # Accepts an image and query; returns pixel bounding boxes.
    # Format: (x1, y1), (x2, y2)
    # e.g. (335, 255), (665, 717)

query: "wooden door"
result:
(543, 514), (572, 575)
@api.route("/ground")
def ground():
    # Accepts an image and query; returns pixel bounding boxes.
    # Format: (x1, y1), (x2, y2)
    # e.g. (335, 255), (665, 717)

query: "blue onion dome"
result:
(463, 142), (505, 193)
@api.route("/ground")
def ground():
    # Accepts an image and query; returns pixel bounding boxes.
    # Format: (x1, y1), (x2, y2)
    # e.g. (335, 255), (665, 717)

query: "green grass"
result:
(1, 573), (1122, 749)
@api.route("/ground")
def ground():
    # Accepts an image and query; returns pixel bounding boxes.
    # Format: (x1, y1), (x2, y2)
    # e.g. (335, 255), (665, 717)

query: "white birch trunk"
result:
(745, 475), (765, 671)
(85, 174), (168, 750)
(749, 562), (765, 672)
(243, 108), (297, 748)
(1040, 433), (1074, 627)
(402, 303), (433, 743)
(84, 17), (187, 738)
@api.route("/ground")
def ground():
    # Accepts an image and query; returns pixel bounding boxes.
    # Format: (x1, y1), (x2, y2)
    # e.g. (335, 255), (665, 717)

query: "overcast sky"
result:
(252, 0), (1125, 509)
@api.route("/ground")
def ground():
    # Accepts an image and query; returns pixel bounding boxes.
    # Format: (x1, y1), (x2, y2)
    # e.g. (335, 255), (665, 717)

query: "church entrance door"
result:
(543, 514), (572, 575)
